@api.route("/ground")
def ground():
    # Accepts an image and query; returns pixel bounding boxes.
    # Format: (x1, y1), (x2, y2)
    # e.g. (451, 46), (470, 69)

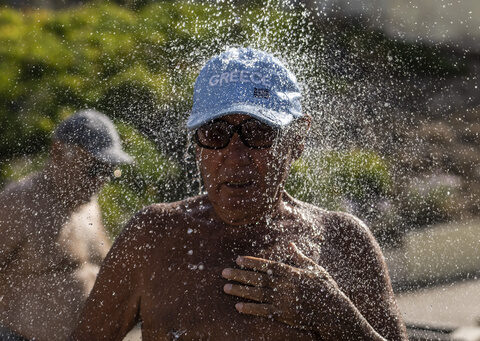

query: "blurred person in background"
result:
(0, 109), (132, 341)
(71, 49), (407, 340)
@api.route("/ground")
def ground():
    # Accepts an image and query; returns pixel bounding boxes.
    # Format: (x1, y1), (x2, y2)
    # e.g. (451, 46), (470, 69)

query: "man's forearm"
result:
(313, 314), (387, 341)
(311, 292), (395, 341)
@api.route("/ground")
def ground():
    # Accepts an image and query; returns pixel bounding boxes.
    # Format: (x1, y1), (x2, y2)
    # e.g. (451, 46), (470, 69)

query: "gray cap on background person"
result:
(54, 109), (133, 165)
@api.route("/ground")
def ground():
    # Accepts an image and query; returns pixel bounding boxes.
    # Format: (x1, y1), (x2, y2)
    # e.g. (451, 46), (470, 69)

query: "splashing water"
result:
(1, 1), (480, 338)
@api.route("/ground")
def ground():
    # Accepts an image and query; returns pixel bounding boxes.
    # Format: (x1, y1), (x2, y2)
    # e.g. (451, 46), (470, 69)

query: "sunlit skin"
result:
(71, 113), (407, 340)
(197, 114), (294, 225)
(0, 142), (112, 341)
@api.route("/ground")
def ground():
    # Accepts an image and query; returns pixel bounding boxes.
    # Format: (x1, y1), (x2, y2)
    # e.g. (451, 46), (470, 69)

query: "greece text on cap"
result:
(208, 69), (272, 87)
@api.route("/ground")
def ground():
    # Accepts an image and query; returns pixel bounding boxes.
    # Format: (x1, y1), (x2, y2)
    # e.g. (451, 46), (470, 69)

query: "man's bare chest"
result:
(7, 214), (95, 278)
(139, 251), (317, 341)
(140, 264), (314, 340)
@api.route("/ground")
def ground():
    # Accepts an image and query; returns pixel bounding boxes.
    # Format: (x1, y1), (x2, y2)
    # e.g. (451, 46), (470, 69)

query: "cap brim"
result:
(187, 104), (299, 130)
(91, 148), (134, 165)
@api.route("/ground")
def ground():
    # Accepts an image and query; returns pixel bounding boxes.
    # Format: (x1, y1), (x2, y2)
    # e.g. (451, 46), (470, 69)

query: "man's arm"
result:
(70, 210), (151, 341)
(331, 213), (407, 341)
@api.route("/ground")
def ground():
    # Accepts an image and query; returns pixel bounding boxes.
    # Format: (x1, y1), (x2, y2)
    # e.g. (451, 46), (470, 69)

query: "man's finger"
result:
(224, 284), (273, 303)
(222, 268), (271, 287)
(236, 256), (290, 275)
(288, 242), (318, 270)
(235, 302), (278, 319)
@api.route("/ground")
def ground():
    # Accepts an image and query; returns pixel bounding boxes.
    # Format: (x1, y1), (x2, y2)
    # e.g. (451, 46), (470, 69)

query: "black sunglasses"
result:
(194, 118), (279, 150)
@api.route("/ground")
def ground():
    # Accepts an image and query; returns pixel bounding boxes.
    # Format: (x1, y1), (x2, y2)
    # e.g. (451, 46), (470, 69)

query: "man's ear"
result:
(291, 115), (311, 161)
(195, 145), (202, 162)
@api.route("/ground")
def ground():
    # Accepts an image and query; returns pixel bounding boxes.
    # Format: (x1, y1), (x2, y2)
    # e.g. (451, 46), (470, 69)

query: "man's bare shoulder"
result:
(0, 175), (42, 236)
(116, 195), (211, 246)
(0, 175), (37, 208)
(103, 195), (211, 283)
(292, 200), (390, 294)
(322, 210), (381, 255)
(289, 198), (380, 257)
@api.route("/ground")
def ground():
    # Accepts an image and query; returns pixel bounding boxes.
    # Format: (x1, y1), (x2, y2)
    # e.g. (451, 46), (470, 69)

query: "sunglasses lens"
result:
(196, 121), (232, 149)
(241, 120), (277, 148)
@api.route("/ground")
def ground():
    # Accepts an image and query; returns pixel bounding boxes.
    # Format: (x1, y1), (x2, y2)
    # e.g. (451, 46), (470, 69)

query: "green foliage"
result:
(0, 152), (48, 184)
(0, 1), (308, 163)
(98, 122), (181, 238)
(398, 181), (461, 229)
(286, 149), (392, 210)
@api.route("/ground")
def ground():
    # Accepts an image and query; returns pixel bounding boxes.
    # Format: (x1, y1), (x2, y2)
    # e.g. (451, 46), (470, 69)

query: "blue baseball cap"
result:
(54, 109), (133, 165)
(187, 47), (303, 130)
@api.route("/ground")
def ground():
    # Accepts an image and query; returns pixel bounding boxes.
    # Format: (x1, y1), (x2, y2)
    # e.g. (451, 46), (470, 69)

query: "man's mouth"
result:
(224, 180), (255, 188)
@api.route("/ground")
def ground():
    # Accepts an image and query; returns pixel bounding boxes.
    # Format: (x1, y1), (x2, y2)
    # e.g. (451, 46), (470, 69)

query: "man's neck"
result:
(210, 193), (290, 231)
(39, 166), (83, 212)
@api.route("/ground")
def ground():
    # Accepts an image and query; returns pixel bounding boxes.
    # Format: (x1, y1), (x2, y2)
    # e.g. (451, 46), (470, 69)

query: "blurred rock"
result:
(307, 0), (480, 53)
(451, 327), (480, 341)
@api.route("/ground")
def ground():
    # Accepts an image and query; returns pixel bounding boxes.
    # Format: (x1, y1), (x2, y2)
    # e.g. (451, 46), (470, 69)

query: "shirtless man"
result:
(0, 109), (132, 340)
(71, 48), (407, 340)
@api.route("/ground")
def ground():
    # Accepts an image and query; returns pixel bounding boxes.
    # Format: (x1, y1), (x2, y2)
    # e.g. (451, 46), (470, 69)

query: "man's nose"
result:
(224, 133), (252, 166)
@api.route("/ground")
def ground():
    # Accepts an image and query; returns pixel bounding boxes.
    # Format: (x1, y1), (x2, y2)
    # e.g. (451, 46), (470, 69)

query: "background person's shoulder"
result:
(0, 173), (38, 205)
(0, 173), (41, 234)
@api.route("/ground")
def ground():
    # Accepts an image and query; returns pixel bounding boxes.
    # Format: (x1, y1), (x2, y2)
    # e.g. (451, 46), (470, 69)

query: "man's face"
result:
(196, 114), (295, 225)
(55, 144), (114, 204)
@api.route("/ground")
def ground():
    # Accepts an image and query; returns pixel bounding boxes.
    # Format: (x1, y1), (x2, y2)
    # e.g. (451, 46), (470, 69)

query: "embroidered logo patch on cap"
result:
(254, 88), (270, 99)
